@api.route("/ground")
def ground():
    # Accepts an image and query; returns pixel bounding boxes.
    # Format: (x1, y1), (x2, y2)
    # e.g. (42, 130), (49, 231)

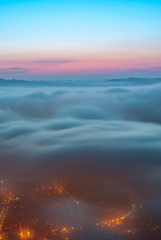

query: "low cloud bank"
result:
(0, 81), (161, 239)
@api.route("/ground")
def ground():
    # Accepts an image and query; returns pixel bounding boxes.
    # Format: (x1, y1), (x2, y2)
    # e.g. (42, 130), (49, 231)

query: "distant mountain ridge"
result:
(0, 77), (161, 87)
(105, 77), (161, 83)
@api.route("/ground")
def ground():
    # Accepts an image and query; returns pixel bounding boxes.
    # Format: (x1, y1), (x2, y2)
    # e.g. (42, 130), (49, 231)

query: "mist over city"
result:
(0, 79), (161, 239)
(1, 0), (161, 239)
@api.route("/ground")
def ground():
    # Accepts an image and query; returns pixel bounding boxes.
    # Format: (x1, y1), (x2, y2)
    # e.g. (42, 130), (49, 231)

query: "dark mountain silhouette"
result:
(0, 77), (161, 87)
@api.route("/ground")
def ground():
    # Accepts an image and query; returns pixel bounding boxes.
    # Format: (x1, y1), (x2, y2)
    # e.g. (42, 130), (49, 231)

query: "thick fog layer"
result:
(0, 80), (161, 239)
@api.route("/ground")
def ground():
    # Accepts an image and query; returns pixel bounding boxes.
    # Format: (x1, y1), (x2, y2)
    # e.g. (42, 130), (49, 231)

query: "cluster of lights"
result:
(19, 230), (31, 239)
(97, 204), (136, 228)
(0, 179), (160, 240)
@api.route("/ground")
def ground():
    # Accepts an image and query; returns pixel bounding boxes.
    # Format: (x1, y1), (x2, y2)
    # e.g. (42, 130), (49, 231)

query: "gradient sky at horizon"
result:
(0, 0), (161, 80)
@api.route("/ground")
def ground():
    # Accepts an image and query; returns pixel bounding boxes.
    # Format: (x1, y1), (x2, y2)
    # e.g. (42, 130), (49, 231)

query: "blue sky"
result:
(0, 0), (161, 79)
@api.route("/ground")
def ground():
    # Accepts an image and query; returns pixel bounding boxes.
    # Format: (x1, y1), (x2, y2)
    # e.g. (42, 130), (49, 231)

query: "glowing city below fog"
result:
(0, 176), (160, 240)
(0, 1), (161, 239)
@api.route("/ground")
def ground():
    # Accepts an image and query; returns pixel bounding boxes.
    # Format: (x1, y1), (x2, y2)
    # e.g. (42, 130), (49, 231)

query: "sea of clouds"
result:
(0, 80), (161, 239)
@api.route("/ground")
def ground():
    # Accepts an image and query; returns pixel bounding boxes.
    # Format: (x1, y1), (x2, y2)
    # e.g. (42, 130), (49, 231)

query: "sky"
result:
(0, 0), (161, 80)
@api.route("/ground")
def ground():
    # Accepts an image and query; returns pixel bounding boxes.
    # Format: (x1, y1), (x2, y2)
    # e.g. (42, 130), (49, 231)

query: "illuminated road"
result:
(96, 203), (137, 229)
(0, 206), (7, 233)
